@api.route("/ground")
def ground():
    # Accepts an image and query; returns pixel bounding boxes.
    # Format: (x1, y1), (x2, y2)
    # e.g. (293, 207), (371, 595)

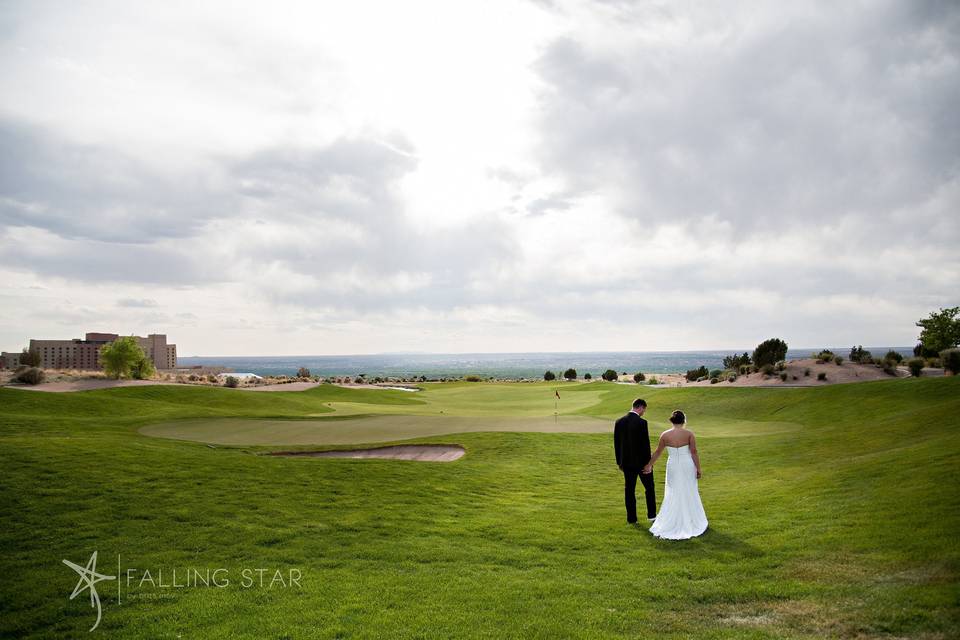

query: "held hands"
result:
(641, 464), (652, 475)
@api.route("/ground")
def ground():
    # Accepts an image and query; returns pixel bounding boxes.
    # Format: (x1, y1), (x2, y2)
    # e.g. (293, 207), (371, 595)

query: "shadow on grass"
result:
(643, 526), (763, 557)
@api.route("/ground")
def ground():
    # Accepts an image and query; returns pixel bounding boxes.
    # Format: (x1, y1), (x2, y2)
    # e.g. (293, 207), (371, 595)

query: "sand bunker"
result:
(268, 444), (465, 462)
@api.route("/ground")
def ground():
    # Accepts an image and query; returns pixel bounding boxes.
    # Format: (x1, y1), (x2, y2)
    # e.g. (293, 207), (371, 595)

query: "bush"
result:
(710, 377), (719, 384)
(685, 366), (708, 382)
(633, 372), (645, 383)
(188, 374), (199, 381)
(834, 356), (844, 365)
(129, 355), (156, 380)
(722, 352), (752, 370)
(224, 376), (239, 388)
(780, 372), (788, 381)
(739, 365), (751, 375)
(696, 376), (708, 383)
(804, 368), (811, 377)
(907, 358), (924, 377)
(563, 368), (577, 380)
(647, 376), (658, 385)
(761, 363), (775, 376)
(925, 357), (941, 368)
(941, 348), (960, 375)
(465, 375), (482, 382)
(814, 350), (834, 363)
(584, 373), (592, 380)
(880, 360), (898, 376)
(207, 374), (218, 383)
(544, 370), (556, 381)
(884, 351), (903, 364)
(601, 369), (617, 382)
(297, 367), (311, 378)
(817, 372), (827, 381)
(849, 345), (871, 363)
(709, 369), (722, 379)
(753, 338), (788, 368)
(775, 361), (786, 372)
(792, 375), (798, 380)
(13, 367), (44, 385)
(727, 374), (737, 383)
(18, 349), (41, 367)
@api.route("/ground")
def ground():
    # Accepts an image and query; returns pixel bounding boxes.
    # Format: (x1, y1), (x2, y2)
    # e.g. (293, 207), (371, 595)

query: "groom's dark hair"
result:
(632, 398), (647, 409)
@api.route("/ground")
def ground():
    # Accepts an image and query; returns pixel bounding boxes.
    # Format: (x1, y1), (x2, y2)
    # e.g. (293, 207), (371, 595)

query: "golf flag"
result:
(555, 390), (560, 399)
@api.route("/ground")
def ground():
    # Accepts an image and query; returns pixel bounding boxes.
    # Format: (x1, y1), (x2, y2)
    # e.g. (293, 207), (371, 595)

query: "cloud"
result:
(0, 1), (956, 353)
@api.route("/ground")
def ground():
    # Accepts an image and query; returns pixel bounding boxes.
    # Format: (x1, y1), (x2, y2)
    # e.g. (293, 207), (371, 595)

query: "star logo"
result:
(63, 551), (116, 632)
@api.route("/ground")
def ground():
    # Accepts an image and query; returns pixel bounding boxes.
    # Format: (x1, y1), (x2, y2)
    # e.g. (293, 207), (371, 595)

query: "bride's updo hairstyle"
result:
(669, 410), (686, 425)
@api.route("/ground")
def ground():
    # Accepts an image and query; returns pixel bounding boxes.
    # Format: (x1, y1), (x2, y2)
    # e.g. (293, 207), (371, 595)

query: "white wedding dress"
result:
(649, 445), (708, 540)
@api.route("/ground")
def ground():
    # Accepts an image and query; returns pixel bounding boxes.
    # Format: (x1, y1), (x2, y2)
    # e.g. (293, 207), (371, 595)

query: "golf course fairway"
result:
(1, 378), (958, 638)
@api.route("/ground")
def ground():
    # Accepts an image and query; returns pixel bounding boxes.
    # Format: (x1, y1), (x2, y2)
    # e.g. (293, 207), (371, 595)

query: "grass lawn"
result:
(1, 378), (958, 638)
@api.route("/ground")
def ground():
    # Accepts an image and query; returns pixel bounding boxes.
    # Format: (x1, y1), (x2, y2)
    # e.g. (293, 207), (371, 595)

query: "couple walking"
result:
(614, 398), (708, 539)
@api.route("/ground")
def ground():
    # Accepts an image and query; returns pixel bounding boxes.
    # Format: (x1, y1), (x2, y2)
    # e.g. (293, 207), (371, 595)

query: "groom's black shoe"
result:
(627, 518), (637, 524)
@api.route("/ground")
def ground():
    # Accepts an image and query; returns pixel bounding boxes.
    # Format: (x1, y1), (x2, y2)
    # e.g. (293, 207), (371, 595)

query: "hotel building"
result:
(25, 332), (177, 371)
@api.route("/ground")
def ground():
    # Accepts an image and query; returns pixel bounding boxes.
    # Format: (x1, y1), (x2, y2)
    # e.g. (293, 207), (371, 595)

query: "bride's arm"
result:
(689, 432), (702, 478)
(643, 432), (666, 474)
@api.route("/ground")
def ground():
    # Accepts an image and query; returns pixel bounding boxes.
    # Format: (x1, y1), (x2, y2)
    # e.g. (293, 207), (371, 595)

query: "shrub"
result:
(941, 348), (960, 375)
(297, 367), (311, 378)
(13, 367), (44, 385)
(880, 360), (898, 376)
(775, 361), (786, 372)
(884, 351), (903, 364)
(207, 374), (217, 383)
(584, 373), (592, 380)
(849, 345), (869, 362)
(564, 368), (577, 380)
(722, 352), (752, 370)
(817, 372), (827, 381)
(814, 350), (834, 363)
(633, 372), (645, 383)
(727, 374), (737, 383)
(710, 377), (719, 384)
(739, 365), (751, 375)
(907, 358), (924, 377)
(792, 375), (798, 380)
(696, 376), (708, 383)
(188, 374), (199, 382)
(761, 364), (775, 376)
(925, 357), (941, 368)
(834, 356), (844, 365)
(685, 366), (708, 382)
(18, 349), (41, 367)
(780, 372), (788, 381)
(753, 338), (788, 368)
(804, 368), (811, 377)
(224, 376), (239, 388)
(601, 369), (617, 381)
(465, 375), (482, 382)
(544, 370), (556, 381)
(647, 376), (658, 385)
(709, 369), (722, 379)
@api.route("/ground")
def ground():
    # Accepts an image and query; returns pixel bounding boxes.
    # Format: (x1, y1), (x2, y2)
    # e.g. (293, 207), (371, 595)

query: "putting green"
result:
(139, 413), (798, 446)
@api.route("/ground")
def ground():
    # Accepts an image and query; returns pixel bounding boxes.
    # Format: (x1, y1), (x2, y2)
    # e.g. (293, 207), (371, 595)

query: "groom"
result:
(614, 398), (656, 523)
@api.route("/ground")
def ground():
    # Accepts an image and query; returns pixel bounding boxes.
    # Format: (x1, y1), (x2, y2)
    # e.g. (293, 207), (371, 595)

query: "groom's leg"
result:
(639, 470), (657, 519)
(622, 468), (638, 523)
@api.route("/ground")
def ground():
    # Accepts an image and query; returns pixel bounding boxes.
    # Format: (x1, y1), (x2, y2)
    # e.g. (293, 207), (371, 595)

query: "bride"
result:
(643, 410), (708, 539)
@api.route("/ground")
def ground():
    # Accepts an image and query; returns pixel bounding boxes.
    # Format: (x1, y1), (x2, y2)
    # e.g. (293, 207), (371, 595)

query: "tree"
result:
(752, 338), (788, 368)
(543, 370), (556, 381)
(916, 307), (960, 355)
(99, 337), (153, 380)
(224, 375), (239, 388)
(583, 373), (592, 380)
(722, 352), (751, 370)
(563, 368), (577, 380)
(19, 348), (42, 367)
(633, 371), (645, 383)
(297, 367), (311, 378)
(601, 369), (617, 381)
(849, 345), (872, 363)
(942, 348), (960, 375)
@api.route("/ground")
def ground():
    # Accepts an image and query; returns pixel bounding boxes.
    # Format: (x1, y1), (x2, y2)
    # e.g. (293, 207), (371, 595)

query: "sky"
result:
(0, 0), (957, 356)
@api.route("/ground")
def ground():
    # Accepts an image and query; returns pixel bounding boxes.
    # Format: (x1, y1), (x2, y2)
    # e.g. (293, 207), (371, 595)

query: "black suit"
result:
(614, 411), (656, 522)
